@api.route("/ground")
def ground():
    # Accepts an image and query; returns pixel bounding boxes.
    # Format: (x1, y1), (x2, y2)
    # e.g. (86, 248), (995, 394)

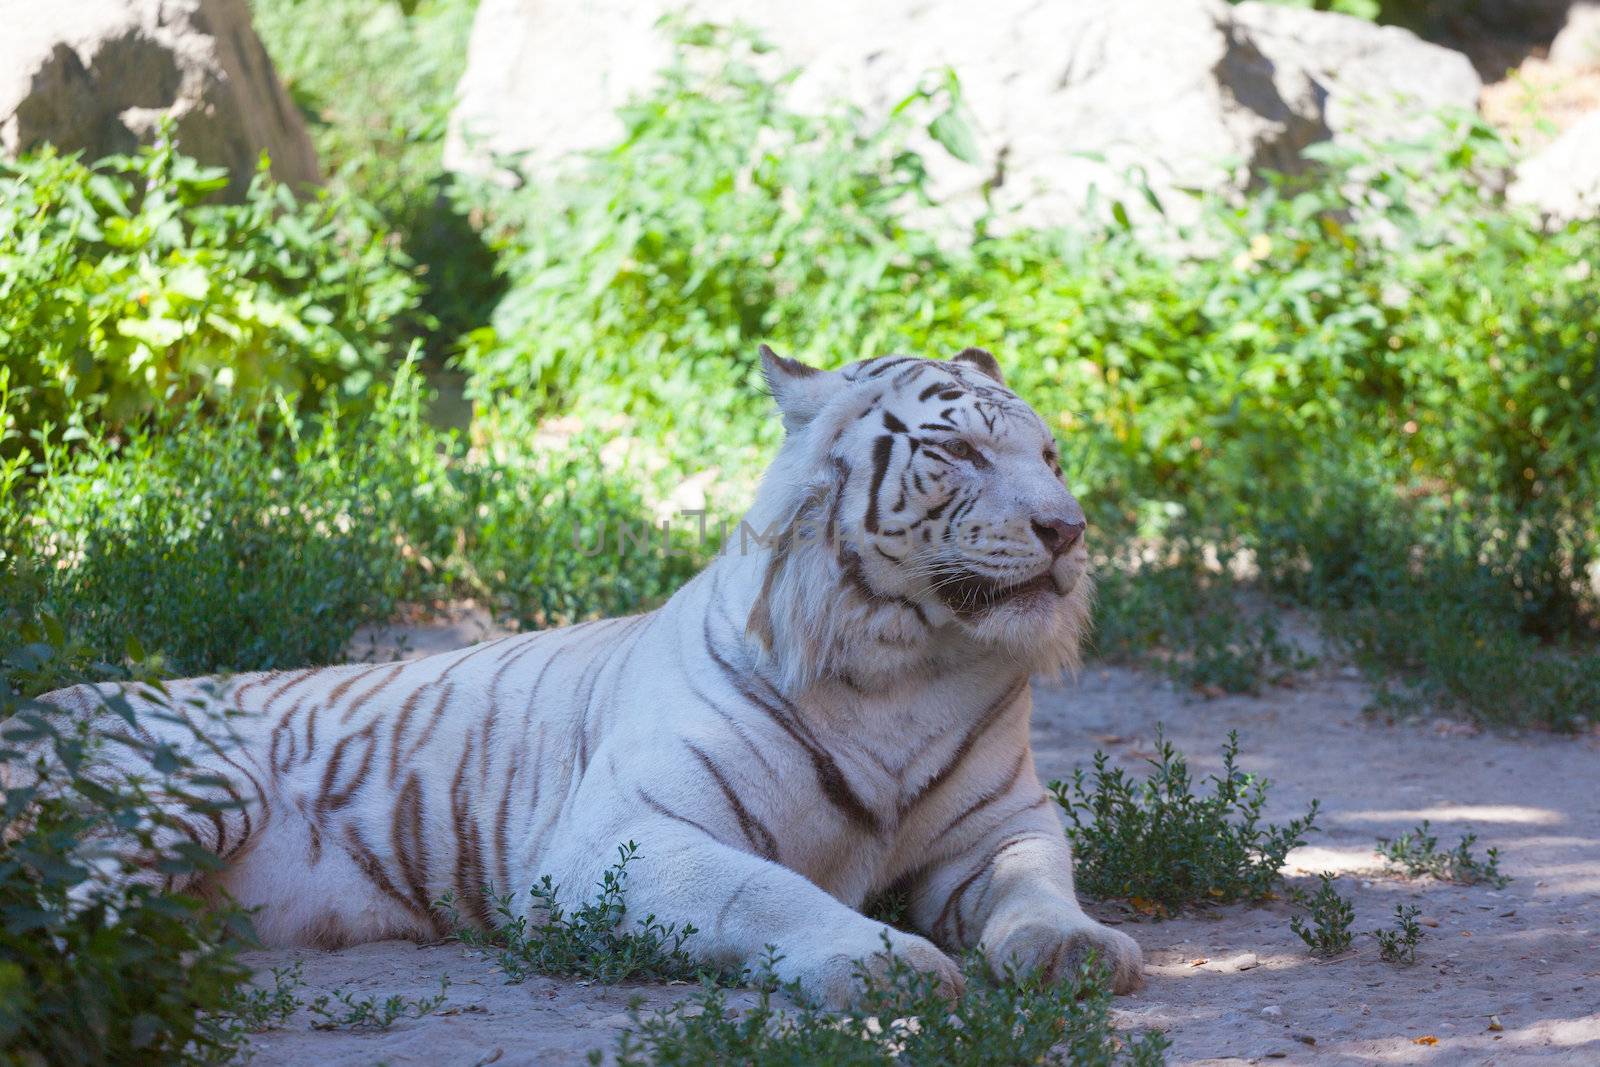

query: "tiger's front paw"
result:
(783, 926), (965, 1009)
(983, 913), (1143, 994)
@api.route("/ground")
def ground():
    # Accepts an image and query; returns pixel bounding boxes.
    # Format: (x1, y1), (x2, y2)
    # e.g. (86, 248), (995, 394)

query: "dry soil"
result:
(237, 609), (1600, 1065)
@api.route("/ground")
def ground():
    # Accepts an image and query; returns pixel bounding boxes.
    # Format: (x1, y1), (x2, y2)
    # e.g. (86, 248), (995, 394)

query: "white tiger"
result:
(38, 346), (1142, 1005)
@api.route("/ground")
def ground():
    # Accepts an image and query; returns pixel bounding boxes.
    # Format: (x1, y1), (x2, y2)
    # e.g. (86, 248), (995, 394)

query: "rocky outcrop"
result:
(0, 0), (318, 194)
(446, 0), (1479, 225)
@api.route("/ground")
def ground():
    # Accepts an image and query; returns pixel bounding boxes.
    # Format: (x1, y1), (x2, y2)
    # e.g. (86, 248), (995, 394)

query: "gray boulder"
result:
(446, 0), (1478, 226)
(0, 0), (318, 194)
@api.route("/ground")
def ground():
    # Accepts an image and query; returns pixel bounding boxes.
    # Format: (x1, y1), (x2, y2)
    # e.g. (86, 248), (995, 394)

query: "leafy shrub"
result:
(455, 21), (984, 459)
(1289, 873), (1355, 957)
(1376, 821), (1510, 887)
(3, 365), (448, 684)
(0, 626), (253, 1065)
(1, 358), (697, 691)
(222, 962), (306, 1034)
(1091, 549), (1312, 694)
(442, 842), (710, 985)
(0, 140), (417, 442)
(1374, 903), (1424, 964)
(606, 943), (1168, 1067)
(1051, 730), (1320, 914)
(253, 0), (498, 354)
(453, 427), (705, 629)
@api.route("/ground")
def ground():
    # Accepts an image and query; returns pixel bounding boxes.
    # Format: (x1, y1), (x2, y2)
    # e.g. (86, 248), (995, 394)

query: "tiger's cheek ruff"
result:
(753, 355), (1092, 688)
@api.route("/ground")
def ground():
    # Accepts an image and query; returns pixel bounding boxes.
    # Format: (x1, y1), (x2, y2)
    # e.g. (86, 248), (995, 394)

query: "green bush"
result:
(0, 140), (417, 443)
(455, 22), (983, 459)
(1051, 730), (1320, 914)
(1374, 903), (1424, 964)
(253, 0), (498, 354)
(1, 358), (699, 691)
(3, 365), (448, 684)
(1375, 820), (1510, 887)
(453, 422), (704, 629)
(1091, 548), (1311, 694)
(0, 629), (254, 1065)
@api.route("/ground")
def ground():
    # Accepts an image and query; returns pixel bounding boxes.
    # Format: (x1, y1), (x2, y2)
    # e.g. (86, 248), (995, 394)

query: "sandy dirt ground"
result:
(237, 612), (1600, 1065)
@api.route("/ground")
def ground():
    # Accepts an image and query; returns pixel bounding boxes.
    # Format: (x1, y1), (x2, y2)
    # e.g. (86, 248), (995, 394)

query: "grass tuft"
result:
(1376, 822), (1510, 887)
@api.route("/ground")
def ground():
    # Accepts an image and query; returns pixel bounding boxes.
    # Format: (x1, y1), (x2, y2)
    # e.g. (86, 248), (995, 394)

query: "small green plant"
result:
(1289, 873), (1355, 957)
(862, 888), (913, 930)
(307, 977), (449, 1031)
(442, 842), (710, 985)
(1374, 903), (1424, 964)
(1376, 821), (1510, 887)
(221, 962), (307, 1033)
(1050, 729), (1320, 914)
(601, 940), (1169, 1066)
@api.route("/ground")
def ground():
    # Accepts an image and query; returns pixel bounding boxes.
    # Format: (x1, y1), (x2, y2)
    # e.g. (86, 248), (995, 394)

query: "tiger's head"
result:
(742, 345), (1092, 691)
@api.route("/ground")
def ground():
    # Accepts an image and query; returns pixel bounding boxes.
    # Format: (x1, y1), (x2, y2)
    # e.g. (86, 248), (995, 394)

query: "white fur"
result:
(36, 351), (1142, 1005)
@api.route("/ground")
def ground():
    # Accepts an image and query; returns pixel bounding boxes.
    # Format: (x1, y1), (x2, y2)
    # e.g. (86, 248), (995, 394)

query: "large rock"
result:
(1231, 2), (1481, 145)
(446, 0), (1478, 225)
(1509, 109), (1600, 220)
(0, 0), (318, 194)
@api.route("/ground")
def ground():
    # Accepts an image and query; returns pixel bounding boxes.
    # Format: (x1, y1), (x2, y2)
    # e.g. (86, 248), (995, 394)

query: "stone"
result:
(0, 0), (318, 195)
(1231, 2), (1481, 147)
(1550, 2), (1600, 70)
(1508, 108), (1600, 220)
(446, 0), (1478, 227)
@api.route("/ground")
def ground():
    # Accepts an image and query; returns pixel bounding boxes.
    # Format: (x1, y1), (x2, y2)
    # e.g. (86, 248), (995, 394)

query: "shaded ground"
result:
(238, 620), (1600, 1065)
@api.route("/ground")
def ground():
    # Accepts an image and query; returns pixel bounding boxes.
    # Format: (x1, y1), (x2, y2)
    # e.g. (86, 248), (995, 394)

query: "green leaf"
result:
(928, 110), (980, 165)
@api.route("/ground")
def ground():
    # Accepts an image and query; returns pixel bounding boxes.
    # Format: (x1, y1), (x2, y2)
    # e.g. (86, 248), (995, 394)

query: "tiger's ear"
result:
(760, 344), (836, 432)
(952, 347), (1005, 385)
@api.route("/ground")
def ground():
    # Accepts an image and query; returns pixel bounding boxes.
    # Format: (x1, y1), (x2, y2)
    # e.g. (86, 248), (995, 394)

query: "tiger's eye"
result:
(945, 440), (975, 460)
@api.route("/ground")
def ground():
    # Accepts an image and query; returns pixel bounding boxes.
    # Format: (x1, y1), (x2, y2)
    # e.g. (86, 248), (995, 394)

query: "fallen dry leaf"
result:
(1413, 1035), (1440, 1046)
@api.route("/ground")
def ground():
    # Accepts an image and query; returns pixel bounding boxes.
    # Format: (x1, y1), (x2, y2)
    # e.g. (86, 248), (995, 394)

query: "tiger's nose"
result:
(1031, 515), (1086, 556)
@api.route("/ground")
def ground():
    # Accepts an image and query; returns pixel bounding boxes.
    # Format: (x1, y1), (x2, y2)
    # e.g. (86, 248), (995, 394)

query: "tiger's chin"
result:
(943, 560), (1093, 679)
